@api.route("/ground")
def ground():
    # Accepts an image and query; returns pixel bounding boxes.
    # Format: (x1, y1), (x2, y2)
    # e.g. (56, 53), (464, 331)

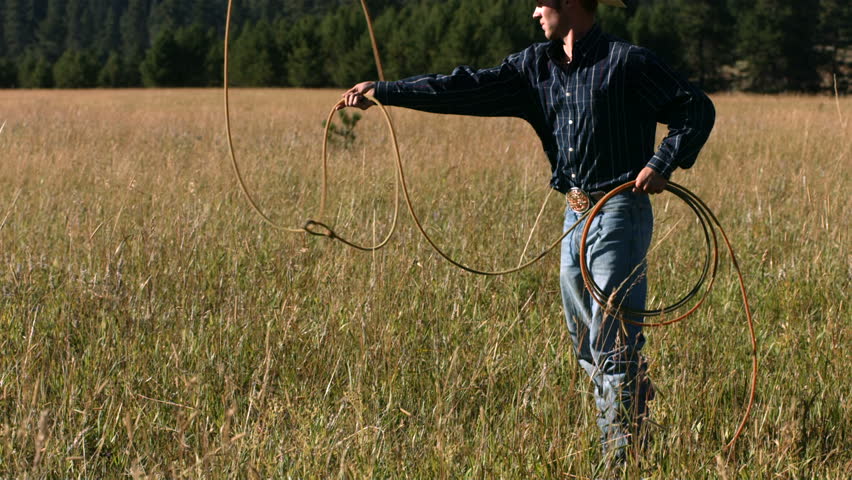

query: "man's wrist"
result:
(645, 155), (675, 179)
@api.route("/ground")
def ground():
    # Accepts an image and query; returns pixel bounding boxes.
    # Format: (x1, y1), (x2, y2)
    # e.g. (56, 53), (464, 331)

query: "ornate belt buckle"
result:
(566, 188), (591, 213)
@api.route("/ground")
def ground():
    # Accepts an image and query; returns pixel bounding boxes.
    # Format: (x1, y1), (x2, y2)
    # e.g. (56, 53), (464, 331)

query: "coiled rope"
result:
(223, 0), (756, 454)
(580, 182), (756, 451)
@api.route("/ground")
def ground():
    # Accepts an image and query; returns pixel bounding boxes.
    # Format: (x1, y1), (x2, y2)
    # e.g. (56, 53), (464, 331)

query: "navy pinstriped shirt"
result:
(373, 24), (715, 193)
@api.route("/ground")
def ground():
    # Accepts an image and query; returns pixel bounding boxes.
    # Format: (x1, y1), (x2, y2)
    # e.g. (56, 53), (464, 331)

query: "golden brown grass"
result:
(0, 88), (849, 478)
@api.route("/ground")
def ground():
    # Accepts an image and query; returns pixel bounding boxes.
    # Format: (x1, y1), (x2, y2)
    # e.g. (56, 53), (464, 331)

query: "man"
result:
(340, 0), (715, 467)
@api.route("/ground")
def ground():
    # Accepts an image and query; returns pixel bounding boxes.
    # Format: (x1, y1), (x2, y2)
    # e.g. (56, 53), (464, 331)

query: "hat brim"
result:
(599, 0), (626, 7)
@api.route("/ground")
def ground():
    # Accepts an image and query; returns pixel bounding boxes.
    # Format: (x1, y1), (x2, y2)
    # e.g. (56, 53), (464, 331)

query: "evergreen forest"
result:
(1, 0), (849, 92)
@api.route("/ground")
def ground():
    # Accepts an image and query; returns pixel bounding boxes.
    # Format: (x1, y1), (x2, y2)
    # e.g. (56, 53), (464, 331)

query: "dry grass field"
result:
(0, 88), (849, 478)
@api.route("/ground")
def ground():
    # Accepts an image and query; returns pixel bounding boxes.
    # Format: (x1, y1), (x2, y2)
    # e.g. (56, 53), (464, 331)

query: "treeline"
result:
(1, 0), (849, 92)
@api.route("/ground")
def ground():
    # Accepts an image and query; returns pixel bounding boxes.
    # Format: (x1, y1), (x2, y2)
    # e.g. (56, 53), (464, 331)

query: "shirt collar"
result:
(546, 23), (604, 63)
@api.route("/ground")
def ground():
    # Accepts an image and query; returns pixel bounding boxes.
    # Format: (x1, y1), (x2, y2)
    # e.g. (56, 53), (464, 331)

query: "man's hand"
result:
(633, 166), (668, 194)
(338, 81), (376, 110)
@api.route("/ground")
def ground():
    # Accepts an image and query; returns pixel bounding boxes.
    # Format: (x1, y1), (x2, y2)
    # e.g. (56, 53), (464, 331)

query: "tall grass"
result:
(0, 89), (849, 478)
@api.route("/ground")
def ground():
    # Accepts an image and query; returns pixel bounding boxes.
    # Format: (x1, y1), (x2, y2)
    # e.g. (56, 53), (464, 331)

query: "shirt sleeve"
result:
(372, 56), (533, 120)
(630, 48), (715, 178)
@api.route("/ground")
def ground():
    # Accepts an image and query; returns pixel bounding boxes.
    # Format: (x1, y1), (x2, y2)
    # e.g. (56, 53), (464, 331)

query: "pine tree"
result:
(149, 0), (189, 41)
(121, 0), (152, 85)
(190, 0), (224, 37)
(473, 0), (514, 68)
(64, 0), (85, 51)
(597, 3), (631, 41)
(94, 5), (120, 59)
(374, 3), (435, 79)
(230, 20), (279, 86)
(433, 0), (482, 73)
(0, 57), (17, 87)
(5, 0), (35, 56)
(36, 0), (66, 61)
(174, 24), (214, 86)
(785, 0), (821, 91)
(671, 0), (733, 89)
(503, 0), (540, 53)
(98, 50), (126, 86)
(319, 5), (373, 87)
(736, 0), (820, 92)
(140, 29), (181, 86)
(53, 48), (98, 87)
(0, 6), (5, 59)
(205, 27), (224, 87)
(286, 16), (325, 87)
(137, 23), (215, 87)
(17, 50), (53, 88)
(628, 0), (682, 71)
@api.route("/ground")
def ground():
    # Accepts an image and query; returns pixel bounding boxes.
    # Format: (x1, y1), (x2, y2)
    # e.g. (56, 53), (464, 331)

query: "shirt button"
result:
(569, 147), (574, 152)
(566, 92), (571, 97)
(568, 120), (574, 125)
(571, 173), (576, 178)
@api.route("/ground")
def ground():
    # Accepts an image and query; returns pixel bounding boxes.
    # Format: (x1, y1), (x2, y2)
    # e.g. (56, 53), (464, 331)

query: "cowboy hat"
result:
(599, 0), (627, 6)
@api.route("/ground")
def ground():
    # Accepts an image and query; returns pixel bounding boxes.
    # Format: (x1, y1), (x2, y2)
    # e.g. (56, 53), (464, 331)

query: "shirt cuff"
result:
(646, 154), (676, 179)
(373, 81), (394, 104)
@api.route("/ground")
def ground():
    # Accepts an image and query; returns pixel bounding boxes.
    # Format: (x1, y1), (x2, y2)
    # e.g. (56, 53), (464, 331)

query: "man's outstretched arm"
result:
(338, 58), (534, 120)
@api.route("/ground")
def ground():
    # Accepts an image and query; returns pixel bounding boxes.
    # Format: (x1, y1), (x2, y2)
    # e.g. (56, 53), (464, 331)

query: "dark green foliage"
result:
(95, 6), (121, 59)
(4, 0), (34, 56)
(229, 20), (282, 86)
(735, 0), (822, 92)
(36, 0), (67, 61)
(597, 4), (630, 41)
(373, 3), (443, 79)
(141, 24), (217, 87)
(17, 51), (53, 88)
(120, 0), (149, 63)
(64, 0), (95, 52)
(322, 109), (362, 147)
(319, 5), (374, 86)
(175, 24), (218, 86)
(286, 15), (326, 87)
(148, 0), (189, 39)
(0, 57), (17, 87)
(205, 34), (224, 87)
(672, 0), (734, 90)
(53, 49), (99, 87)
(0, 0), (846, 91)
(817, 0), (852, 91)
(140, 29), (181, 87)
(0, 4), (5, 58)
(628, 1), (682, 71)
(98, 50), (132, 87)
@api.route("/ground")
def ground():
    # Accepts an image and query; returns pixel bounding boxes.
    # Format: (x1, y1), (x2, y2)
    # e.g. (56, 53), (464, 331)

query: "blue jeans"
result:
(559, 191), (655, 458)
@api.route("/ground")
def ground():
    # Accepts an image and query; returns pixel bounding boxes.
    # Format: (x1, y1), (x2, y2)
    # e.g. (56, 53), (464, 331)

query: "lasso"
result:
(223, 0), (756, 454)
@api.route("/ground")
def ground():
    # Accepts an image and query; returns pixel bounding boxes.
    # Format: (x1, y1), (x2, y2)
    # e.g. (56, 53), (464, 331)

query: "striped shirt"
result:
(373, 24), (715, 193)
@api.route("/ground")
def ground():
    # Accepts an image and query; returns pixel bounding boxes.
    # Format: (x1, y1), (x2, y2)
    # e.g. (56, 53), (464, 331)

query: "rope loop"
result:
(303, 220), (336, 239)
(579, 181), (717, 326)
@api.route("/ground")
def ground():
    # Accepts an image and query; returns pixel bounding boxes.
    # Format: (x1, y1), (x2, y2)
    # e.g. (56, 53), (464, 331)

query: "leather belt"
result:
(566, 187), (606, 213)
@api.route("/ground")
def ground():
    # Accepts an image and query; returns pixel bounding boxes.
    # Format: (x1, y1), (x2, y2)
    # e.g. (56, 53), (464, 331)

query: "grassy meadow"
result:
(0, 88), (849, 478)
